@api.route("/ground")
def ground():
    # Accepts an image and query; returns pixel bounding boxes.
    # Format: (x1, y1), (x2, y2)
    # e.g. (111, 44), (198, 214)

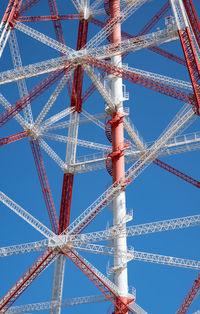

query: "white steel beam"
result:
(15, 23), (76, 58)
(9, 30), (33, 124)
(51, 255), (66, 314)
(0, 93), (27, 128)
(70, 0), (82, 12)
(133, 250), (200, 270)
(119, 63), (192, 90)
(41, 108), (74, 129)
(44, 113), (106, 131)
(0, 22), (11, 58)
(81, 109), (105, 130)
(129, 302), (148, 314)
(39, 138), (66, 170)
(0, 191), (54, 238)
(74, 243), (200, 270)
(90, 0), (103, 10)
(7, 295), (147, 314)
(124, 117), (145, 151)
(0, 57), (69, 86)
(87, 27), (179, 60)
(65, 111), (80, 165)
(83, 64), (116, 113)
(34, 71), (74, 127)
(170, 0), (189, 30)
(73, 214), (200, 243)
(92, 8), (105, 16)
(0, 240), (48, 258)
(42, 132), (112, 152)
(7, 294), (109, 313)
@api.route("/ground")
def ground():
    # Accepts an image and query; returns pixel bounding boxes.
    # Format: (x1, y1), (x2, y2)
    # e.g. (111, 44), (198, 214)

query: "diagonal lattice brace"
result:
(2, 0), (23, 26)
(18, 0), (42, 16)
(62, 246), (135, 314)
(86, 57), (195, 105)
(0, 249), (57, 313)
(153, 158), (200, 188)
(17, 14), (80, 23)
(182, 0), (200, 50)
(30, 140), (59, 234)
(176, 271), (200, 313)
(0, 131), (28, 146)
(58, 173), (74, 234)
(0, 67), (70, 128)
(178, 27), (200, 113)
(47, 0), (73, 98)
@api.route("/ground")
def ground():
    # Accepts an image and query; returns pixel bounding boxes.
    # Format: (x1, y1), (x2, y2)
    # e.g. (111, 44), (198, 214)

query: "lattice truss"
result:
(0, 0), (200, 313)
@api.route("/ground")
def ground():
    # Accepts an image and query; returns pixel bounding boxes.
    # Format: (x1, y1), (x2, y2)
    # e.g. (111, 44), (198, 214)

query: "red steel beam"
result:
(86, 57), (195, 105)
(48, 0), (65, 50)
(18, 0), (42, 16)
(0, 66), (70, 129)
(18, 14), (80, 22)
(177, 272), (200, 313)
(47, 0), (73, 98)
(137, 0), (171, 36)
(59, 20), (88, 233)
(58, 173), (74, 233)
(62, 246), (135, 314)
(148, 46), (186, 66)
(71, 19), (88, 112)
(0, 249), (56, 312)
(0, 131), (28, 146)
(182, 0), (200, 50)
(30, 140), (59, 234)
(2, 0), (15, 23)
(154, 158), (200, 188)
(178, 27), (200, 113)
(2, 0), (23, 27)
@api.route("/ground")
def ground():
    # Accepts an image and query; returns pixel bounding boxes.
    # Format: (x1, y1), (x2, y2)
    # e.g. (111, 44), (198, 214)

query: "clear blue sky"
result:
(0, 0), (200, 313)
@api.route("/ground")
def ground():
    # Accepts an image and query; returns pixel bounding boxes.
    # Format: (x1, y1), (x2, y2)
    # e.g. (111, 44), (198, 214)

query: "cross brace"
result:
(0, 131), (28, 146)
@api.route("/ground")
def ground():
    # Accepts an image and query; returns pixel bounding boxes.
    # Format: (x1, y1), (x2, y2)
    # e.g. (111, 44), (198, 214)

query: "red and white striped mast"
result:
(109, 0), (129, 310)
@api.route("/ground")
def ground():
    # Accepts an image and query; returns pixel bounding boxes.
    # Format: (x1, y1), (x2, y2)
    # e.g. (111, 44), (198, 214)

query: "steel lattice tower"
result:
(0, 0), (200, 313)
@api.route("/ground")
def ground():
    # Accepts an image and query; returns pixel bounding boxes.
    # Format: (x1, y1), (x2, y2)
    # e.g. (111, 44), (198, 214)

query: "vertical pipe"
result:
(109, 0), (129, 310)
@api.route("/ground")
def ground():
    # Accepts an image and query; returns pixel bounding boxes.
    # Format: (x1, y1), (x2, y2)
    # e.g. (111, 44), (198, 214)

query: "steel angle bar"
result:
(34, 70), (74, 127)
(0, 240), (48, 258)
(72, 213), (200, 243)
(9, 29), (33, 124)
(0, 57), (69, 86)
(0, 93), (27, 128)
(38, 138), (66, 170)
(42, 133), (112, 152)
(15, 23), (76, 58)
(7, 294), (109, 313)
(74, 243), (200, 270)
(0, 191), (54, 238)
(87, 27), (179, 60)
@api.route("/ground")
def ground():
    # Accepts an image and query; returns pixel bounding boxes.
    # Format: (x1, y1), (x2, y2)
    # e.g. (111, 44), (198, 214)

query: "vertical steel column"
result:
(109, 0), (129, 311)
(51, 16), (88, 314)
